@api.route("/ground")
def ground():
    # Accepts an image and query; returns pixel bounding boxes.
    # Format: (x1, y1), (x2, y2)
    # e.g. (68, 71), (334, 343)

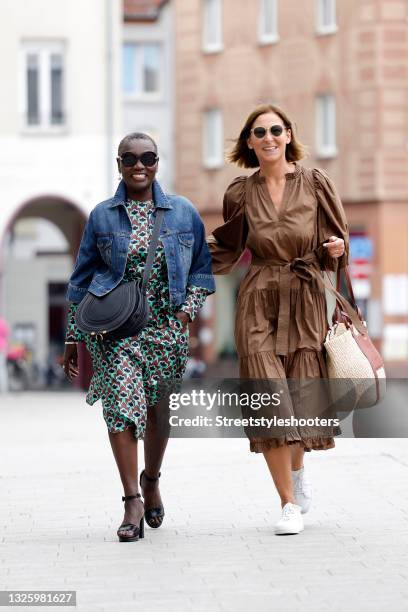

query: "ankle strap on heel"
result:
(122, 493), (142, 502)
(140, 470), (161, 483)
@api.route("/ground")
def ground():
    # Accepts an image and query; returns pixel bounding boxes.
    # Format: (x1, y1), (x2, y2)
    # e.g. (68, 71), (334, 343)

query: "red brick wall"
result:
(173, 0), (408, 215)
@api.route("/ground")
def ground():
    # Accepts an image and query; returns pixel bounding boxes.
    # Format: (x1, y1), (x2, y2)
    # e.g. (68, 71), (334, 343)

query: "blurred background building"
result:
(123, 0), (174, 189)
(173, 0), (408, 373)
(0, 0), (407, 390)
(0, 0), (123, 388)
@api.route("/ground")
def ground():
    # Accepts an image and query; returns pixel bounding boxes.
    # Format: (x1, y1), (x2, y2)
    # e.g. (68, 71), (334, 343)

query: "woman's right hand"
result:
(63, 343), (79, 381)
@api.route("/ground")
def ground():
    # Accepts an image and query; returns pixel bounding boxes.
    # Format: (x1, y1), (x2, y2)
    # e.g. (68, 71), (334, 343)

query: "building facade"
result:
(0, 0), (177, 384)
(0, 0), (122, 377)
(1, 0), (407, 379)
(123, 0), (175, 190)
(173, 0), (408, 368)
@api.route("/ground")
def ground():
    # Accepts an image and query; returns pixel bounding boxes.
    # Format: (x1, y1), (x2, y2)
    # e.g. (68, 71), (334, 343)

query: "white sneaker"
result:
(292, 467), (312, 514)
(275, 503), (304, 535)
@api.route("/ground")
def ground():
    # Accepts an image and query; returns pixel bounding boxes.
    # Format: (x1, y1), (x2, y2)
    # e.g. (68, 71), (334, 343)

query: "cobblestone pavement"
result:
(1, 392), (408, 611)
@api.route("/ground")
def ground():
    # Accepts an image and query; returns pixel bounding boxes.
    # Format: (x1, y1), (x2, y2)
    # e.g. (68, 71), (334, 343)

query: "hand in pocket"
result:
(173, 311), (190, 332)
(158, 311), (190, 332)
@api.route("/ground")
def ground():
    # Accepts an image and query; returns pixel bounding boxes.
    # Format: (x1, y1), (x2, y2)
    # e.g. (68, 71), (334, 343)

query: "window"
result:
(316, 0), (337, 34)
(203, 0), (223, 53)
(21, 42), (66, 130)
(258, 0), (278, 44)
(315, 94), (337, 158)
(123, 43), (162, 97)
(26, 54), (39, 125)
(50, 54), (64, 125)
(203, 109), (224, 168)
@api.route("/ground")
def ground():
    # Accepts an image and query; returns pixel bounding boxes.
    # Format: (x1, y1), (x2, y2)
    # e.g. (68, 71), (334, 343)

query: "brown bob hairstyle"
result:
(227, 103), (308, 168)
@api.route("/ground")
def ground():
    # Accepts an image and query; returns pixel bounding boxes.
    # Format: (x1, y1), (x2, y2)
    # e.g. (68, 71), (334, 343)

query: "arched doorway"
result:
(0, 195), (91, 390)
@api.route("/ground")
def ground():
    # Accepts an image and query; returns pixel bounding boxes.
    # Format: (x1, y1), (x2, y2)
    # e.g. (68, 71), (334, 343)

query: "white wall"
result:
(4, 256), (73, 365)
(122, 3), (174, 191)
(0, 0), (124, 364)
(0, 0), (123, 243)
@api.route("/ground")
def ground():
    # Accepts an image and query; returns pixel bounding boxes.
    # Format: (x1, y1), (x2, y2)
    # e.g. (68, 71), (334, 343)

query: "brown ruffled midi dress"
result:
(208, 162), (349, 453)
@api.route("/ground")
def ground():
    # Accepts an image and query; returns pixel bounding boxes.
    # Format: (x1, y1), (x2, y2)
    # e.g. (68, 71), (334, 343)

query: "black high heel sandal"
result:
(140, 470), (165, 529)
(117, 493), (145, 542)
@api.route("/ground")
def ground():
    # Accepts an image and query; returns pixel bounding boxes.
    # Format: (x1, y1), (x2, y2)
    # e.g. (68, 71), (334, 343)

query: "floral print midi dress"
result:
(66, 198), (209, 439)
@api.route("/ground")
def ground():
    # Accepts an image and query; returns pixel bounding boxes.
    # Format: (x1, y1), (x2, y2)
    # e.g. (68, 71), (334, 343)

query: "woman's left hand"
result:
(323, 236), (345, 259)
(174, 311), (190, 330)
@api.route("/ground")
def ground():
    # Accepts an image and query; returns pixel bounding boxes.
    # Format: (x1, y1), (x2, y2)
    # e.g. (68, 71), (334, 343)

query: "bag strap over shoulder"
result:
(141, 208), (165, 293)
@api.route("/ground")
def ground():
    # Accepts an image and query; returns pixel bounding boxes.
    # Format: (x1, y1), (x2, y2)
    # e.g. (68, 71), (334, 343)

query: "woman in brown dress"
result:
(208, 104), (348, 535)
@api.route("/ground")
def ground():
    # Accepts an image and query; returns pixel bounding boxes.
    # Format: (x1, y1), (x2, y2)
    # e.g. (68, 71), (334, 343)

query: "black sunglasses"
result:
(251, 125), (287, 139)
(118, 151), (159, 167)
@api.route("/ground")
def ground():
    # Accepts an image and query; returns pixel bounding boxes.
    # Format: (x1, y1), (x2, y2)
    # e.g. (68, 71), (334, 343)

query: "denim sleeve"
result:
(66, 210), (101, 303)
(187, 209), (216, 294)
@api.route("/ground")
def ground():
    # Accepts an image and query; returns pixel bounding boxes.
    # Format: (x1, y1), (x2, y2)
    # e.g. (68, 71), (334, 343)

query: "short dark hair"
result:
(227, 104), (308, 168)
(118, 132), (158, 154)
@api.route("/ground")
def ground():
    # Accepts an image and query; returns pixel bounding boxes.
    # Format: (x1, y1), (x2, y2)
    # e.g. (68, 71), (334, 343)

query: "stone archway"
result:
(0, 195), (91, 390)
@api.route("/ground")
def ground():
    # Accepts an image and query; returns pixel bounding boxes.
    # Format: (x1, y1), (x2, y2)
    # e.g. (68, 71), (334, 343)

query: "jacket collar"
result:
(108, 179), (173, 209)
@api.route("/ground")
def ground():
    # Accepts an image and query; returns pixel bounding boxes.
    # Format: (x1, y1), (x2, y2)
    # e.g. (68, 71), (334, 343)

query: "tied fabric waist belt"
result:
(251, 252), (321, 356)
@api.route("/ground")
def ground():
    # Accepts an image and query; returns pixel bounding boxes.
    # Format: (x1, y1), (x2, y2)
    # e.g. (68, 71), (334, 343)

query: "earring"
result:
(118, 173), (122, 181)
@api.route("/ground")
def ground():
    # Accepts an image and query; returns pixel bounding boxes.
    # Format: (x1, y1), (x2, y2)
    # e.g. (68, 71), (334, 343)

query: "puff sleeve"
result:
(206, 176), (248, 274)
(314, 168), (349, 272)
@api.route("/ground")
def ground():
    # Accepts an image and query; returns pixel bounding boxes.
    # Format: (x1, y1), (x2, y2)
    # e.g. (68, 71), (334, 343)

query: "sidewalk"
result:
(1, 392), (408, 612)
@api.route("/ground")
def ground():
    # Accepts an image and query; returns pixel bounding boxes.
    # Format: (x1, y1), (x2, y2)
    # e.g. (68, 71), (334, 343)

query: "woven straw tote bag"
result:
(323, 267), (386, 410)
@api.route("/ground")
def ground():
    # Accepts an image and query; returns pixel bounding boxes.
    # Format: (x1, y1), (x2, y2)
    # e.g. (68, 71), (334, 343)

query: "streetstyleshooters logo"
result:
(168, 389), (340, 429)
(169, 414), (340, 428)
(169, 389), (283, 411)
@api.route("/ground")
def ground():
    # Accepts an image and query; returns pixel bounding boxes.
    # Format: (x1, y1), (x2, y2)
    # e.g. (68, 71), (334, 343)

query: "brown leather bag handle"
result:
(336, 266), (355, 305)
(326, 269), (353, 327)
(336, 266), (364, 322)
(321, 262), (365, 331)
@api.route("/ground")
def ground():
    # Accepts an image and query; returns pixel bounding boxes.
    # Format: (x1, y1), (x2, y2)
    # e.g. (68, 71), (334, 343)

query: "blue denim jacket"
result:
(66, 179), (215, 306)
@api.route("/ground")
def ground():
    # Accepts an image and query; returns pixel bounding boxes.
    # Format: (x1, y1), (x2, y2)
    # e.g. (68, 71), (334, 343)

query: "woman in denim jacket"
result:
(63, 132), (214, 542)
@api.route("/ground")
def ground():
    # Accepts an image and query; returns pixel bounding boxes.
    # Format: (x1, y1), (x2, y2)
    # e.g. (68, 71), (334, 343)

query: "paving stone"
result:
(1, 392), (408, 611)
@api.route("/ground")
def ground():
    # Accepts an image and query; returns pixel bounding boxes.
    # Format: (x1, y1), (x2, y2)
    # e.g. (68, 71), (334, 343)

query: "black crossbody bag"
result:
(75, 208), (164, 358)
